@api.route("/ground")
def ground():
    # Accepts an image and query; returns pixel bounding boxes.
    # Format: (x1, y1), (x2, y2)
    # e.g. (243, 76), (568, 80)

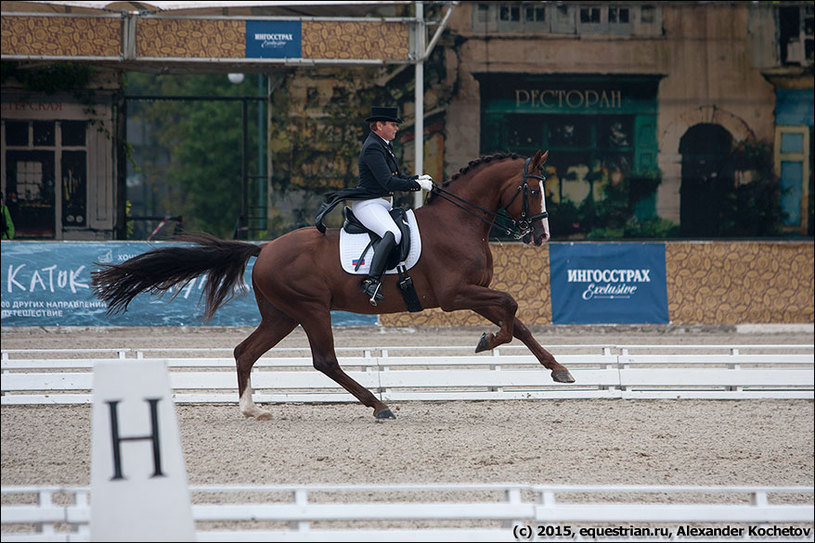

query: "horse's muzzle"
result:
(529, 219), (550, 246)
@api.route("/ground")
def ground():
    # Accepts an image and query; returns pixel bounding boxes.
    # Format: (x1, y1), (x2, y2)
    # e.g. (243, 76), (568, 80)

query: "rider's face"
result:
(376, 121), (399, 141)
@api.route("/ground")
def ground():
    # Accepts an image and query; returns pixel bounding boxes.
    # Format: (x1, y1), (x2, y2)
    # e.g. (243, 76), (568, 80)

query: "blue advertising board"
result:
(549, 242), (669, 325)
(0, 241), (375, 327)
(245, 21), (302, 58)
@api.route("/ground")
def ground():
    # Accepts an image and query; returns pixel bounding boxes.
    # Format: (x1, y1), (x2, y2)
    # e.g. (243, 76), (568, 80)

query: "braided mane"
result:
(425, 152), (525, 205)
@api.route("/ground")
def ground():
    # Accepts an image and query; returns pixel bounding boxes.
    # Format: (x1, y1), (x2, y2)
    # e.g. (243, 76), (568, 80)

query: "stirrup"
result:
(362, 278), (384, 306)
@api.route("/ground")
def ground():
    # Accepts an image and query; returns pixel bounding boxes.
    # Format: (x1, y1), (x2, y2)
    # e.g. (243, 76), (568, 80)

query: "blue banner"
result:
(549, 242), (669, 324)
(1, 241), (374, 327)
(246, 20), (302, 58)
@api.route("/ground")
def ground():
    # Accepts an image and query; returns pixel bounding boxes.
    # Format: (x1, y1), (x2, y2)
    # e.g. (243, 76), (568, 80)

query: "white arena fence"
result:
(2, 483), (813, 542)
(2, 344), (813, 405)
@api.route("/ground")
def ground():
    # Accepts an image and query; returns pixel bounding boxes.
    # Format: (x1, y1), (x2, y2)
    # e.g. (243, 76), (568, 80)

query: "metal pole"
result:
(266, 75), (273, 236)
(413, 1), (425, 209)
(257, 73), (266, 235)
(116, 88), (128, 239)
(241, 98), (248, 239)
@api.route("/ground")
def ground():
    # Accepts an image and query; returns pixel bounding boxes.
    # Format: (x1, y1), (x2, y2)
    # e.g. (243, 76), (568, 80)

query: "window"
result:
(577, 6), (604, 34)
(477, 2), (551, 33)
(608, 6), (633, 34)
(6, 121), (28, 146)
(33, 122), (54, 146)
(580, 7), (600, 24)
(495, 114), (637, 206)
(609, 7), (629, 24)
(774, 125), (811, 233)
(524, 5), (545, 23)
(2, 120), (88, 237)
(476, 4), (489, 24)
(15, 160), (44, 202)
(641, 5), (654, 24)
(471, 3), (660, 36)
(778, 4), (814, 66)
(62, 121), (87, 146)
(62, 151), (87, 226)
(556, 5), (570, 21)
(552, 4), (576, 33)
(500, 4), (520, 22)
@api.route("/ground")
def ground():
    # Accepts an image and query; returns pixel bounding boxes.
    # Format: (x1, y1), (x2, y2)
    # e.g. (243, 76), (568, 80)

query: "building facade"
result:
(0, 73), (124, 240)
(428, 2), (812, 237)
(1, 1), (812, 239)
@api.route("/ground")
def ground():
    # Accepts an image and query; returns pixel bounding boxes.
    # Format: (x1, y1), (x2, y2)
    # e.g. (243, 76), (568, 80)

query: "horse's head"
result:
(500, 150), (550, 246)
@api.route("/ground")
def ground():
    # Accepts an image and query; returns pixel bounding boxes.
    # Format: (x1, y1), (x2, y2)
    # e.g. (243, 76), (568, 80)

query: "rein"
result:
(429, 157), (548, 240)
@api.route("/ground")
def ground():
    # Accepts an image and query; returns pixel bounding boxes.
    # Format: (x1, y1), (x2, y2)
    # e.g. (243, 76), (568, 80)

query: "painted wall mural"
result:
(381, 241), (814, 327)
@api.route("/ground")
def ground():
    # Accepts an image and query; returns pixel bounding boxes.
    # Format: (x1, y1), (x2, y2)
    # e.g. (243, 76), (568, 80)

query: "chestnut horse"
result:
(91, 150), (574, 420)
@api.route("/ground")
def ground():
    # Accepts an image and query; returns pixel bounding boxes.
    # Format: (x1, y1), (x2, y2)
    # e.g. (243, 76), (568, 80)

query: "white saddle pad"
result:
(339, 209), (422, 275)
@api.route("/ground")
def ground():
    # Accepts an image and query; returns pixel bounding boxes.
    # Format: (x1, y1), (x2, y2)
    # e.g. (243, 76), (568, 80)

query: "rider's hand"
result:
(416, 174), (434, 191)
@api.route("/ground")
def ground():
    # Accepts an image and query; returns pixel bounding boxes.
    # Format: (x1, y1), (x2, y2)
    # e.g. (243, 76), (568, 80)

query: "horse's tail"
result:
(91, 233), (262, 322)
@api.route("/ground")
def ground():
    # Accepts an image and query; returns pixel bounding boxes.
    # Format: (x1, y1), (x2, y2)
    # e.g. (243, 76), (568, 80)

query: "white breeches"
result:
(352, 198), (402, 244)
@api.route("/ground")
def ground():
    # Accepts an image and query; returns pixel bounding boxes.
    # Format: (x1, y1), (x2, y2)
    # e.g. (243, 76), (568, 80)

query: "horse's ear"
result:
(531, 149), (548, 171)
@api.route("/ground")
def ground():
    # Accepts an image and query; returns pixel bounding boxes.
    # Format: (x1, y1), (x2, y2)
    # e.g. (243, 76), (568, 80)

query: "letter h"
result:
(106, 398), (164, 480)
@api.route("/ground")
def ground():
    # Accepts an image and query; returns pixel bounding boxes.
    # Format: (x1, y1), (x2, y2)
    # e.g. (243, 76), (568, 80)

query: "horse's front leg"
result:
(510, 317), (574, 383)
(469, 304), (575, 383)
(441, 284), (519, 352)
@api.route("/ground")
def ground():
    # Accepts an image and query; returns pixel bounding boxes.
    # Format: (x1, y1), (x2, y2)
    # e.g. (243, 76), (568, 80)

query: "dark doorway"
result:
(679, 124), (733, 237)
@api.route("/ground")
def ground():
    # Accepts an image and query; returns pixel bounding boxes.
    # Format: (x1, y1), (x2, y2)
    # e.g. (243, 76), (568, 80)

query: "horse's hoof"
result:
(551, 370), (575, 383)
(374, 408), (396, 420)
(475, 332), (491, 353)
(242, 409), (273, 421)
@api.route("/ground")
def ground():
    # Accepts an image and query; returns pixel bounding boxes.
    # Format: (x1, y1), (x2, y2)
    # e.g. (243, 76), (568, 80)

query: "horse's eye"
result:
(530, 189), (540, 197)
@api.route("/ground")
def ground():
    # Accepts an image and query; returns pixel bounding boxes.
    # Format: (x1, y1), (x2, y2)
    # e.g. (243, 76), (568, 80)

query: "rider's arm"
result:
(361, 145), (420, 193)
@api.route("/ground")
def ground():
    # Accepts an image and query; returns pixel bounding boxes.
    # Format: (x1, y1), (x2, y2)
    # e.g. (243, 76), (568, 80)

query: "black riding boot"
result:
(361, 231), (396, 305)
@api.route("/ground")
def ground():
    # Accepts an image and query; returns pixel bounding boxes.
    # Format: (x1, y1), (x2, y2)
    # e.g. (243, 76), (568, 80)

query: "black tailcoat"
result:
(314, 132), (420, 232)
(357, 132), (420, 196)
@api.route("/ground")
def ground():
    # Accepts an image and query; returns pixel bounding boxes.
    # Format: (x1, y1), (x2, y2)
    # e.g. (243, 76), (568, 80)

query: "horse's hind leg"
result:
(299, 306), (395, 419)
(235, 297), (298, 420)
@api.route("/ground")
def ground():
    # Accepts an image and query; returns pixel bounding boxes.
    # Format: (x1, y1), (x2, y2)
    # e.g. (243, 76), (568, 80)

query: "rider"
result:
(355, 106), (434, 304)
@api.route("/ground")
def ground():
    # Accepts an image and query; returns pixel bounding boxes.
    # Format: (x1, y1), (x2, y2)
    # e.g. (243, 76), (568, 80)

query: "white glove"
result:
(416, 174), (434, 191)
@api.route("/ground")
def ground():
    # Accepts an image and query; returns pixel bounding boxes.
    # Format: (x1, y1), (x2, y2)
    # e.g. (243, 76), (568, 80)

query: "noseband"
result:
(430, 157), (548, 240)
(500, 157), (549, 237)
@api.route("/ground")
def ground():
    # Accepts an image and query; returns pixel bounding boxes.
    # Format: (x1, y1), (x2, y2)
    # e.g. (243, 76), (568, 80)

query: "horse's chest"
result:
(470, 250), (494, 286)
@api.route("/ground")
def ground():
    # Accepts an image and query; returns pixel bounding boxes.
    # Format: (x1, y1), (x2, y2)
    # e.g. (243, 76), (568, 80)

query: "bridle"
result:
(429, 157), (548, 240)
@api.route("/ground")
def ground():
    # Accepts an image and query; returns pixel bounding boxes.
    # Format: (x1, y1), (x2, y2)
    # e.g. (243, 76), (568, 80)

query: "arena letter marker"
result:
(90, 359), (195, 541)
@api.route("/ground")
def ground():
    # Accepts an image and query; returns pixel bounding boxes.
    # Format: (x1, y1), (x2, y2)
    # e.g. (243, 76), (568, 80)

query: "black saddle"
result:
(343, 206), (411, 270)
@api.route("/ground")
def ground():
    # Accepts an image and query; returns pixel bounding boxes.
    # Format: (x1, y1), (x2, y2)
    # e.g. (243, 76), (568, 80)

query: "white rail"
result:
(2, 484), (812, 542)
(2, 345), (813, 404)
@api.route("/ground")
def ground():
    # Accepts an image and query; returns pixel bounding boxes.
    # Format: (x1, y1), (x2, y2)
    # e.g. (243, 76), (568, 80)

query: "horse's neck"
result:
(445, 169), (506, 216)
(416, 170), (504, 233)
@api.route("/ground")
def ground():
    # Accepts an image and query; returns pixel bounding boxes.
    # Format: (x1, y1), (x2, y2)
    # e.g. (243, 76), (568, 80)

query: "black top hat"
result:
(365, 106), (403, 124)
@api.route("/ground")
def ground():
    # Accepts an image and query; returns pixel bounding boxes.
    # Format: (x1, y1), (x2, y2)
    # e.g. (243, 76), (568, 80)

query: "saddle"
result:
(339, 206), (423, 313)
(342, 206), (411, 270)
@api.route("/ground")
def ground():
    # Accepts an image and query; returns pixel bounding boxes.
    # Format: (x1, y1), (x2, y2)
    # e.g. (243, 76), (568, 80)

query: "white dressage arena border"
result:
(2, 483), (813, 542)
(2, 344), (813, 404)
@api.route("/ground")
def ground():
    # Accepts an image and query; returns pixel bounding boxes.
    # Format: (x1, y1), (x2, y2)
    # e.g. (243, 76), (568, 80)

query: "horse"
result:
(91, 149), (575, 420)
